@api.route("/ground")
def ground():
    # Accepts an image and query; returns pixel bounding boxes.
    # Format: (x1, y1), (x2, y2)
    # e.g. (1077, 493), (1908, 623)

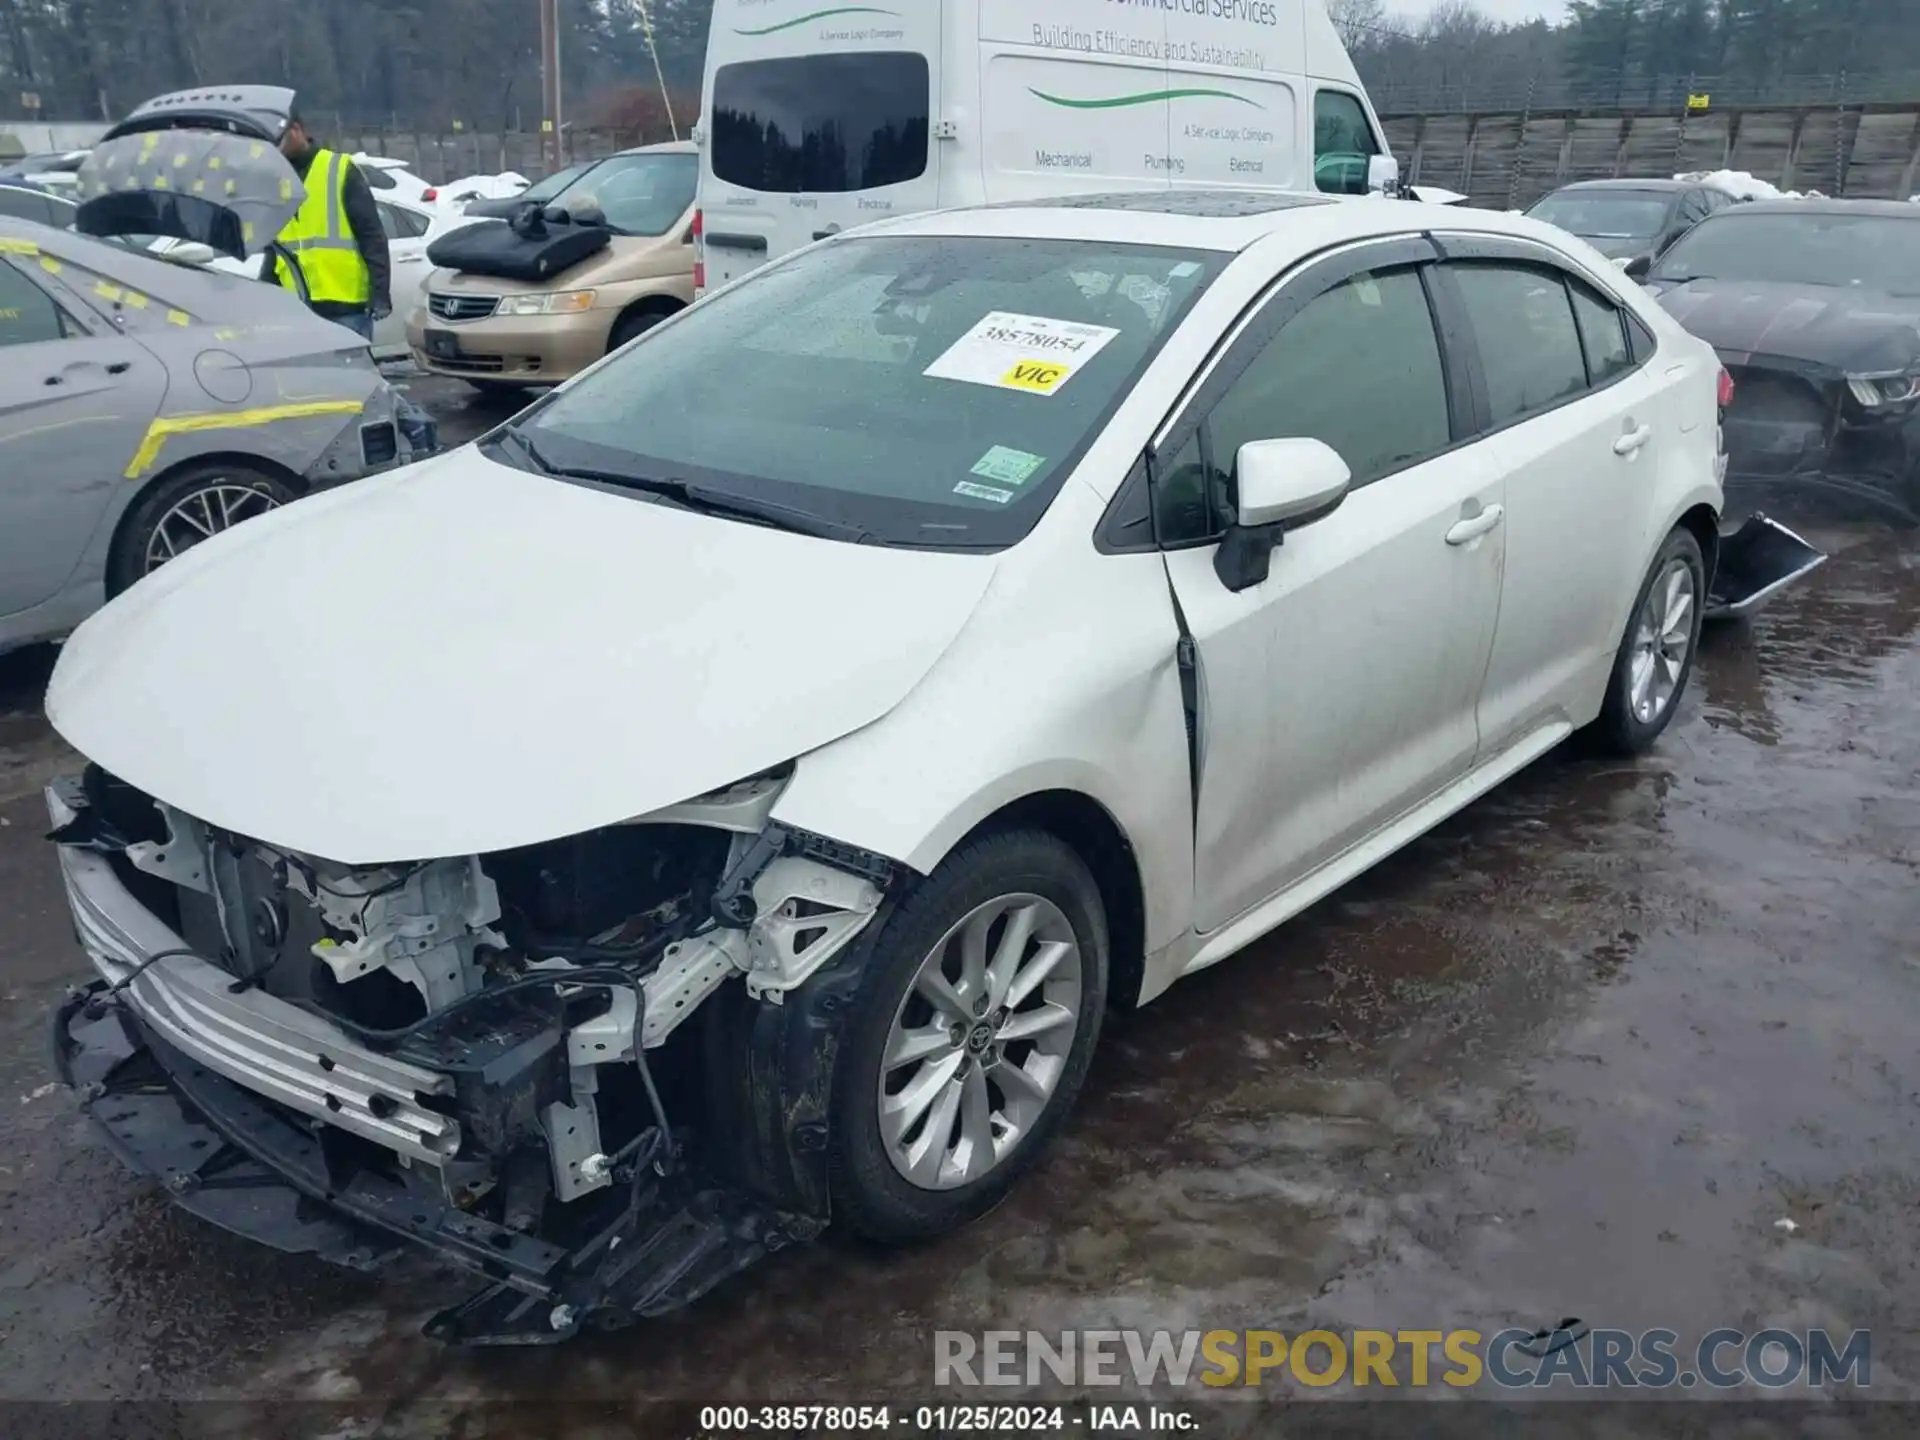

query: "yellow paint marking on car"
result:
(124, 400), (366, 480)
(124, 291), (150, 310)
(0, 238), (39, 255)
(166, 309), (191, 326)
(38, 256), (61, 275)
(93, 281), (124, 303)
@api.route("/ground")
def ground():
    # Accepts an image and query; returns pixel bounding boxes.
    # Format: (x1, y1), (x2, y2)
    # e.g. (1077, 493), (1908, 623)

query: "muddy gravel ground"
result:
(0, 404), (1915, 1435)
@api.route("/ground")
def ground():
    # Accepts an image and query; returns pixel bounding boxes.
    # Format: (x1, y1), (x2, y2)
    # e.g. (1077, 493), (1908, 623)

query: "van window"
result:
(1314, 91), (1378, 196)
(711, 53), (930, 194)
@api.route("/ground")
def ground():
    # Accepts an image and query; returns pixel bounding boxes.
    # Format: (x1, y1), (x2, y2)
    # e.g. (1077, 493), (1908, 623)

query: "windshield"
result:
(547, 152), (695, 235)
(1651, 211), (1920, 293)
(1527, 190), (1675, 240)
(514, 235), (1222, 548)
(522, 160), (597, 204)
(711, 52), (930, 193)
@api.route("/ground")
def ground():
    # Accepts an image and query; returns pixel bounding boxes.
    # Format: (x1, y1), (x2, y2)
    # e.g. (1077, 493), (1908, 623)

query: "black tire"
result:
(1589, 527), (1706, 756)
(607, 304), (676, 353)
(107, 460), (300, 598)
(827, 829), (1109, 1243)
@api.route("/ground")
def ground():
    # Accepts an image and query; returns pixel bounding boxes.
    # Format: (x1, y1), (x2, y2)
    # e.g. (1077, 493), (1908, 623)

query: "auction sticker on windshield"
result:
(925, 312), (1121, 398)
(971, 446), (1047, 486)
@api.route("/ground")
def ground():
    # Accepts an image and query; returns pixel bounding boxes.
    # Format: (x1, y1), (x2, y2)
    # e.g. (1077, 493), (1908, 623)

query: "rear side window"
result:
(377, 202), (429, 239)
(1450, 263), (1589, 426)
(711, 53), (930, 194)
(0, 261), (71, 347)
(1156, 267), (1451, 543)
(1569, 280), (1634, 386)
(1314, 91), (1379, 196)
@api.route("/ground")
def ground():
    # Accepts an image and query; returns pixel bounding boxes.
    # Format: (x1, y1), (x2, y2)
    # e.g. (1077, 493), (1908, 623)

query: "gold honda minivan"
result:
(406, 141), (696, 392)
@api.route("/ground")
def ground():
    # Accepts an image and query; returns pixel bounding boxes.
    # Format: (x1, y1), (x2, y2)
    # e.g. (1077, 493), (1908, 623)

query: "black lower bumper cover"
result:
(53, 982), (822, 1345)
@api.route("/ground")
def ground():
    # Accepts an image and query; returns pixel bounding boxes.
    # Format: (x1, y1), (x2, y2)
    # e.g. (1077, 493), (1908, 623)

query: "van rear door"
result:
(700, 2), (941, 287)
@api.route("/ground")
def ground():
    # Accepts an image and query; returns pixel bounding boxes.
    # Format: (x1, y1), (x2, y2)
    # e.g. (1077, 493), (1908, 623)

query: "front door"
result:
(0, 258), (166, 618)
(1156, 249), (1506, 932)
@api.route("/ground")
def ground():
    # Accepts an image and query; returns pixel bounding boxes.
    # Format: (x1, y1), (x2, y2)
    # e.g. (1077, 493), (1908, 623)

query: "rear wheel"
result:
(1590, 527), (1706, 755)
(107, 461), (299, 598)
(827, 830), (1108, 1243)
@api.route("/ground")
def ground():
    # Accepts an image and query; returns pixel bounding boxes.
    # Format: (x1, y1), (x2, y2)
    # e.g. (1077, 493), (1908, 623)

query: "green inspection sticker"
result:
(970, 445), (1047, 486)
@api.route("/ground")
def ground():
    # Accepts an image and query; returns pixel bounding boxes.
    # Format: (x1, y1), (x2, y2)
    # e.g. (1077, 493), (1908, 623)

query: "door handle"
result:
(1613, 424), (1654, 456)
(1445, 504), (1504, 546)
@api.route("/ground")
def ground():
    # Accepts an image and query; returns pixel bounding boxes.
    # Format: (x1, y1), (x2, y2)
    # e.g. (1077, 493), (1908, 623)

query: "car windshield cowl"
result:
(486, 425), (875, 544)
(515, 233), (1224, 551)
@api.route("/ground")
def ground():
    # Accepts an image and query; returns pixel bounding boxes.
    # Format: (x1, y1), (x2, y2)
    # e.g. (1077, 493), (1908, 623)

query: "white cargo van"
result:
(694, 0), (1398, 291)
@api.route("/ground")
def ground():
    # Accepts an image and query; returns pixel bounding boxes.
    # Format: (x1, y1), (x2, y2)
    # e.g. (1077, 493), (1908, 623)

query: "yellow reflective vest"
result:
(273, 149), (372, 307)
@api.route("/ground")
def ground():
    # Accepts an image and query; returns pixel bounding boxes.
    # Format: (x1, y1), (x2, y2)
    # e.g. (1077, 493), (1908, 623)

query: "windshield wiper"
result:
(490, 428), (870, 543)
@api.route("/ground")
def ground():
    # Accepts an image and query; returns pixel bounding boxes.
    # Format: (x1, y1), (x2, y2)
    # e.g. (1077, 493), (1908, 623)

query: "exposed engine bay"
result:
(50, 763), (894, 1343)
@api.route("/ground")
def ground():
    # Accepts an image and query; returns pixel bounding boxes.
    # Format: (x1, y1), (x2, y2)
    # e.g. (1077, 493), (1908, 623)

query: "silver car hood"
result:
(47, 449), (998, 863)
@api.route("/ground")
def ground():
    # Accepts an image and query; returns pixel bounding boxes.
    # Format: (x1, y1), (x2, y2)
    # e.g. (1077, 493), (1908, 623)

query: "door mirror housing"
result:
(1366, 154), (1402, 196)
(1214, 438), (1353, 593)
(1623, 253), (1653, 280)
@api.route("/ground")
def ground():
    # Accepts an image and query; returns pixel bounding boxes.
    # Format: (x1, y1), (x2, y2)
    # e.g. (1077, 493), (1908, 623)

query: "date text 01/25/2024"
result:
(695, 1405), (1199, 1433)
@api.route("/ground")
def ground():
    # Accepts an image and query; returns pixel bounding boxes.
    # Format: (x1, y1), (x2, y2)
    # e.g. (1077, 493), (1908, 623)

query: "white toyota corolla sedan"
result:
(46, 191), (1767, 1342)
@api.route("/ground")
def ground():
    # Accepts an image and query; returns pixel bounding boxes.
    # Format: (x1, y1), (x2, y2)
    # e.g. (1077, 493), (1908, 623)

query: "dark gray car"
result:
(1527, 178), (1743, 276)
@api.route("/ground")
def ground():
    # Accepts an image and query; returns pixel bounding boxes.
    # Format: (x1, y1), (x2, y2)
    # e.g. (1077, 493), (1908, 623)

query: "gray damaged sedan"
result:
(0, 133), (421, 657)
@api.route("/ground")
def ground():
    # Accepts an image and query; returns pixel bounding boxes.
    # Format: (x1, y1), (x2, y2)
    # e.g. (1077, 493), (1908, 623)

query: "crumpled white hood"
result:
(48, 449), (997, 862)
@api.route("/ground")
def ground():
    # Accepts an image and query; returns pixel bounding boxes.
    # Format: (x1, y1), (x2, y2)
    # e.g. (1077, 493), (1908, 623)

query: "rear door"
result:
(0, 257), (167, 617)
(700, 0), (940, 284)
(1436, 242), (1675, 753)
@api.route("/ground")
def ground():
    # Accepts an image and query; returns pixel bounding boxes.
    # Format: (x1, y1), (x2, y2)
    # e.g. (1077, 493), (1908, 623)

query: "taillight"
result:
(692, 208), (706, 293)
(1717, 367), (1735, 410)
(422, 186), (438, 202)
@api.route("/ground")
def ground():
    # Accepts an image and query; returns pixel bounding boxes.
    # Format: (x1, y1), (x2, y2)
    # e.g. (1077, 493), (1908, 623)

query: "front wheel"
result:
(828, 830), (1109, 1243)
(1590, 527), (1706, 755)
(107, 461), (299, 598)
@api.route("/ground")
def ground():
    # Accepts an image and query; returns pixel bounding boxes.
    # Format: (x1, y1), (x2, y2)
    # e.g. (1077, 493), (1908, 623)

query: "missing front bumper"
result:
(55, 983), (820, 1344)
(1705, 513), (1828, 621)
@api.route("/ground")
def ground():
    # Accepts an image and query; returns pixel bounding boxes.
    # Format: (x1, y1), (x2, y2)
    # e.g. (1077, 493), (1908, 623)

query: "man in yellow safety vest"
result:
(267, 111), (392, 344)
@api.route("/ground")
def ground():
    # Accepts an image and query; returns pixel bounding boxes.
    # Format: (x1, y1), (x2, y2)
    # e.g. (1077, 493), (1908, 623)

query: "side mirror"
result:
(165, 240), (218, 266)
(1366, 154), (1401, 196)
(1213, 438), (1352, 593)
(1623, 253), (1653, 280)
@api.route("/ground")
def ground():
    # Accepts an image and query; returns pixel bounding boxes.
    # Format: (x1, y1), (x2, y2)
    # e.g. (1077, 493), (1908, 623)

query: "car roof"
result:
(1550, 178), (1698, 195)
(849, 189), (1588, 258)
(1719, 197), (1920, 219)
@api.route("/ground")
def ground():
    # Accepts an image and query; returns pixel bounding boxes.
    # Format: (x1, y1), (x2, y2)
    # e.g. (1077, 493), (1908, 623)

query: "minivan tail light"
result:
(423, 186), (439, 202)
(692, 208), (706, 294)
(1717, 367), (1735, 410)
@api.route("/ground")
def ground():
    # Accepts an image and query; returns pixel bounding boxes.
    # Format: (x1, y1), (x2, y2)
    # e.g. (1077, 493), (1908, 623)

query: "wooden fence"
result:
(1382, 102), (1920, 210)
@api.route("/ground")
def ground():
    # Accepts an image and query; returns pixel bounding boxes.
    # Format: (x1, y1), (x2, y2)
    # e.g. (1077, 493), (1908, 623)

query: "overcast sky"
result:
(1400, 0), (1569, 20)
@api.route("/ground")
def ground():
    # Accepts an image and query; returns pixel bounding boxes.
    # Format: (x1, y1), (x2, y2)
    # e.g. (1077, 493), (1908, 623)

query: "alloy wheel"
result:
(878, 894), (1083, 1191)
(143, 482), (284, 575)
(1628, 557), (1697, 724)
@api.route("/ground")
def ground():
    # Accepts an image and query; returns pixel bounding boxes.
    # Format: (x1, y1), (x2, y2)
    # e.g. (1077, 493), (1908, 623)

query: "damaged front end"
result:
(1719, 352), (1920, 527)
(48, 764), (894, 1344)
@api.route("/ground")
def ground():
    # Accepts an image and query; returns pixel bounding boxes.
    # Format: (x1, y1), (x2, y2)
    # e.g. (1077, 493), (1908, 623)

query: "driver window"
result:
(1153, 266), (1452, 546)
(1314, 91), (1380, 196)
